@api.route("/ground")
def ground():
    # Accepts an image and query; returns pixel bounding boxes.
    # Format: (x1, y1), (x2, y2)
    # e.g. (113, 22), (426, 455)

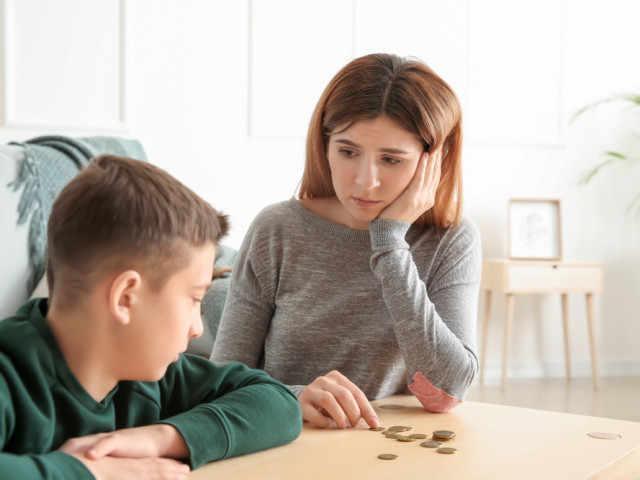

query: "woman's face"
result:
(326, 115), (424, 230)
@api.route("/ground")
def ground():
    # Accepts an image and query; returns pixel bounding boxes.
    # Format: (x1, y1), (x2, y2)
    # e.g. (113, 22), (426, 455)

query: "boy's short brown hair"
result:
(46, 154), (228, 304)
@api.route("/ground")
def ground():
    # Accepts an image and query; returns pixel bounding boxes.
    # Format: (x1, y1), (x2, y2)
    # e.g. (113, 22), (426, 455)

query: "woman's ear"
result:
(109, 270), (142, 325)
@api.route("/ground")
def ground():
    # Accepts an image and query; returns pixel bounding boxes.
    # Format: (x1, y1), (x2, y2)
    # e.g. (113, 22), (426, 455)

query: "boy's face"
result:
(125, 243), (216, 381)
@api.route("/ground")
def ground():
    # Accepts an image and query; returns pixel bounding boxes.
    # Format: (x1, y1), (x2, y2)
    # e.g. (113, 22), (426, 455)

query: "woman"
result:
(211, 53), (481, 429)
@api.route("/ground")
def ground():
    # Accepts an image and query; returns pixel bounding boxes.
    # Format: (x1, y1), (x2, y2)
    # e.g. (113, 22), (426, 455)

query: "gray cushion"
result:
(187, 244), (237, 356)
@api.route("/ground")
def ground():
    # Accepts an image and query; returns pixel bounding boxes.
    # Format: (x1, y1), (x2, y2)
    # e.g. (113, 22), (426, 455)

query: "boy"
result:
(0, 155), (302, 480)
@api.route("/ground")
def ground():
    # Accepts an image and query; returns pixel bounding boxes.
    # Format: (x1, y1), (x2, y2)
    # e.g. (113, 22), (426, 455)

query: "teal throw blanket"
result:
(8, 135), (147, 294)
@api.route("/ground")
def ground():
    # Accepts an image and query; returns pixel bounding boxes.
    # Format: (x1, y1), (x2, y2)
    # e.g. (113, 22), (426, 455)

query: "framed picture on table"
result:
(508, 199), (562, 260)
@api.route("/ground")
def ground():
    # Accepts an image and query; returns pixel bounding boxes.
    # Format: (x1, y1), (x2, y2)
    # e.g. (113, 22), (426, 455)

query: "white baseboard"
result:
(478, 359), (640, 380)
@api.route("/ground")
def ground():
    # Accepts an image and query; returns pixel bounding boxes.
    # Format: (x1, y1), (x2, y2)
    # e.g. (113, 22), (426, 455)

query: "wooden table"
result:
(480, 258), (604, 391)
(188, 395), (640, 479)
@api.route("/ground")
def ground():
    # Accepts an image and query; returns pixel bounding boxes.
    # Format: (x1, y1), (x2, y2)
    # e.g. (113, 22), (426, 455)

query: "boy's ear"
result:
(109, 270), (143, 325)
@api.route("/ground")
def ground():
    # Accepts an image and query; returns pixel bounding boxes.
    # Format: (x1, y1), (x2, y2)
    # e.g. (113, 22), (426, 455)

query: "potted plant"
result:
(572, 92), (640, 214)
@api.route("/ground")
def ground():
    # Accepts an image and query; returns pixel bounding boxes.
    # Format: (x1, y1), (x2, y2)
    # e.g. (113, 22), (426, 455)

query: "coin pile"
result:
(387, 425), (412, 432)
(373, 426), (458, 459)
(432, 430), (455, 441)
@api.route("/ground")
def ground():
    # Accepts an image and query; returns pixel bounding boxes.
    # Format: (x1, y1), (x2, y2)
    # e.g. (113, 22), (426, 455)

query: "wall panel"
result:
(467, 0), (563, 146)
(2, 0), (125, 130)
(249, 0), (354, 139)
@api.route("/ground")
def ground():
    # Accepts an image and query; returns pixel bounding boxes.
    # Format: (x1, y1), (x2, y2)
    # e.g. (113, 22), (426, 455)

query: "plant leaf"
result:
(571, 92), (640, 122)
(618, 92), (640, 106)
(578, 153), (627, 185)
(603, 151), (627, 160)
(571, 98), (615, 122)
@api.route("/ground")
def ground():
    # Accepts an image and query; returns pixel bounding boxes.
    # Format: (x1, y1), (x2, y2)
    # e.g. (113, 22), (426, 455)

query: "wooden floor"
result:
(466, 376), (640, 423)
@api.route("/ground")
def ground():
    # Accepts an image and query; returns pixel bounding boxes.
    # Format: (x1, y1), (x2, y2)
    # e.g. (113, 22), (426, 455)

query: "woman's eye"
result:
(382, 156), (402, 165)
(339, 148), (356, 157)
(193, 298), (203, 305)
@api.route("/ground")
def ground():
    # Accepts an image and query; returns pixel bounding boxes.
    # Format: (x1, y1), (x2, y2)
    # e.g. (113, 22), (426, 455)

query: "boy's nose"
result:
(355, 159), (380, 190)
(190, 314), (204, 339)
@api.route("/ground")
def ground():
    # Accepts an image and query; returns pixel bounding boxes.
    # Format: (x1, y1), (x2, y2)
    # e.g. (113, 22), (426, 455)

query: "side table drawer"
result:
(507, 265), (603, 293)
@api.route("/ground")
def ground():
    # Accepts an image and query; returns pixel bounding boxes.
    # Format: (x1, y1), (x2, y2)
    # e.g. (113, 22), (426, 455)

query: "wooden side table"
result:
(479, 258), (604, 391)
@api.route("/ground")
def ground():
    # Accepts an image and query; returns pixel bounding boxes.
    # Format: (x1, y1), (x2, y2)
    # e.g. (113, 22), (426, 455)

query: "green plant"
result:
(572, 92), (640, 214)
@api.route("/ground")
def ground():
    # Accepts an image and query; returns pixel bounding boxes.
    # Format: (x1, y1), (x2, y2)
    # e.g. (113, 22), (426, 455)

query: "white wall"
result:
(1, 0), (639, 380)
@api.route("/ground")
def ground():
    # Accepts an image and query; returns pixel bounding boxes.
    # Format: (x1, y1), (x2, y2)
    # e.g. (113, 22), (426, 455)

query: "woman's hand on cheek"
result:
(378, 148), (442, 224)
(298, 370), (379, 429)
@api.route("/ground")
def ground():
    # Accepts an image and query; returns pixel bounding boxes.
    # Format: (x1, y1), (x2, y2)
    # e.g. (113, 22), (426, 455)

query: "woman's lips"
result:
(352, 196), (382, 207)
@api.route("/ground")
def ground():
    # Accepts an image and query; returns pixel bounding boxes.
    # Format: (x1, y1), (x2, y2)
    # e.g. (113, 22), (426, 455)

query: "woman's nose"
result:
(354, 158), (380, 190)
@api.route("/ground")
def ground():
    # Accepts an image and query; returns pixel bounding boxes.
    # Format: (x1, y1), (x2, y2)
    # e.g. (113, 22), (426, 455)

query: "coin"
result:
(369, 427), (385, 431)
(396, 436), (416, 442)
(379, 404), (407, 410)
(378, 454), (398, 460)
(409, 433), (427, 439)
(432, 435), (454, 442)
(388, 426), (412, 432)
(587, 432), (621, 440)
(385, 433), (401, 439)
(436, 447), (457, 454)
(432, 430), (455, 439)
(420, 441), (442, 448)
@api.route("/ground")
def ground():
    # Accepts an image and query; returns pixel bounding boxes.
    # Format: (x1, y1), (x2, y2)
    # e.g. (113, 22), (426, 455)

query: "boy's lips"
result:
(352, 196), (382, 207)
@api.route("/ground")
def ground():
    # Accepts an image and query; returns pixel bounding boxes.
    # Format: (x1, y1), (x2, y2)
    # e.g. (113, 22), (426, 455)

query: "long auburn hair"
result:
(299, 53), (463, 228)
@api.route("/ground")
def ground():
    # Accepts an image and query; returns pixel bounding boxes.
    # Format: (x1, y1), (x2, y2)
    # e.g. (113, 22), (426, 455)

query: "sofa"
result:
(0, 137), (235, 357)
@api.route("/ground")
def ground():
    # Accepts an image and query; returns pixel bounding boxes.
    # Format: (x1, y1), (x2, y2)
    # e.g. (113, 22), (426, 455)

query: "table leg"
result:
(480, 289), (492, 385)
(501, 294), (515, 392)
(586, 293), (599, 390)
(561, 293), (571, 381)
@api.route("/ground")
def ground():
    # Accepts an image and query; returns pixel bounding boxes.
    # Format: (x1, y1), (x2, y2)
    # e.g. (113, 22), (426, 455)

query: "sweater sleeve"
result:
(369, 218), (481, 412)
(0, 374), (94, 480)
(0, 452), (94, 480)
(158, 356), (302, 469)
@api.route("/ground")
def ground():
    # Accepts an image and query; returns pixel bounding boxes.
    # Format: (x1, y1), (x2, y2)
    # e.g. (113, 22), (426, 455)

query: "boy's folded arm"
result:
(1, 376), (93, 479)
(69, 453), (191, 480)
(0, 451), (94, 480)
(2, 429), (191, 480)
(159, 360), (303, 469)
(58, 423), (189, 461)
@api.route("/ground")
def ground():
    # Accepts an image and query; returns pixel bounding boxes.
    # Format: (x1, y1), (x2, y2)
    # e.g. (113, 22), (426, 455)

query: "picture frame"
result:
(508, 199), (562, 260)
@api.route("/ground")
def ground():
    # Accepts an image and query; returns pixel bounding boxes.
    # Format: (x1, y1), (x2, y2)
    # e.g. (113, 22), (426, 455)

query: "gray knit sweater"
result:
(211, 199), (481, 406)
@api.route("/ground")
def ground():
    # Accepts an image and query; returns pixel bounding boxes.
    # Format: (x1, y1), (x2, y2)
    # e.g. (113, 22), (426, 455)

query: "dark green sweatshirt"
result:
(0, 299), (303, 479)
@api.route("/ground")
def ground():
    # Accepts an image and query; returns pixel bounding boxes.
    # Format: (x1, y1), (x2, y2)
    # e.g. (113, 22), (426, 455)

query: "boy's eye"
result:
(193, 298), (203, 305)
